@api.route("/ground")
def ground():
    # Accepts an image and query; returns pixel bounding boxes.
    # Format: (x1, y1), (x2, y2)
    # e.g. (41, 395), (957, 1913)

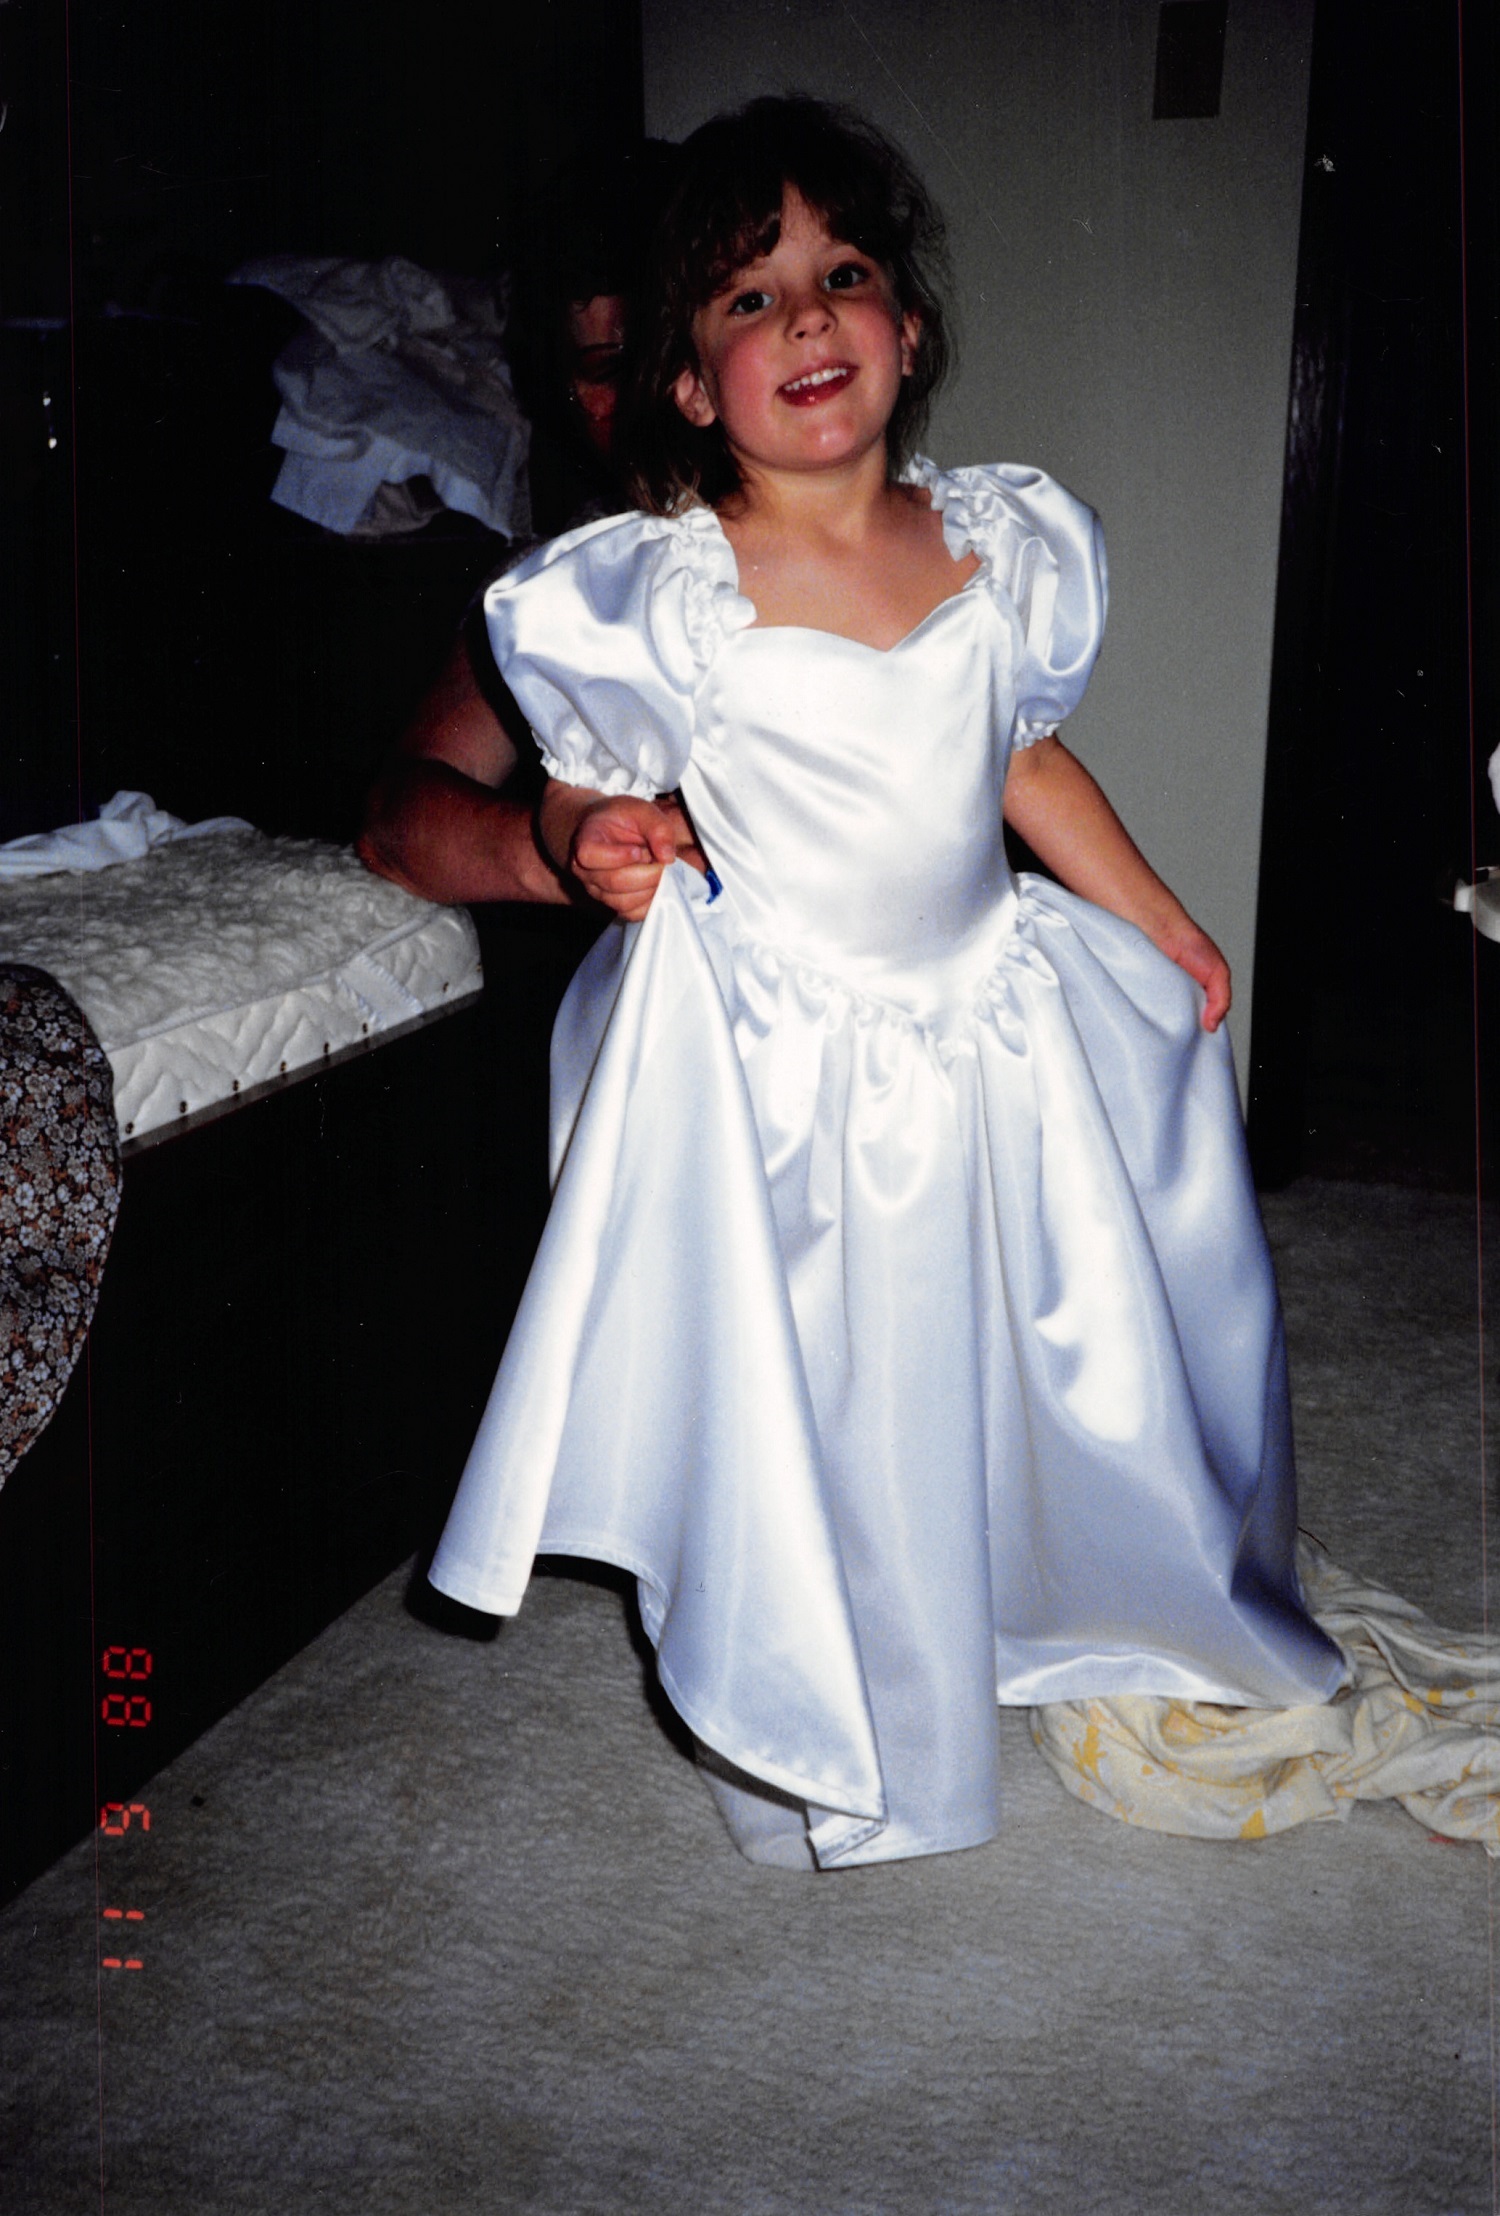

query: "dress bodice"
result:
(683, 585), (1023, 1019)
(480, 458), (1109, 1022)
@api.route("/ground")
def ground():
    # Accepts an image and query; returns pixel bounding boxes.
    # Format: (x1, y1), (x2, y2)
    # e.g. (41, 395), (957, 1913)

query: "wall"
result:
(642, 0), (1314, 1066)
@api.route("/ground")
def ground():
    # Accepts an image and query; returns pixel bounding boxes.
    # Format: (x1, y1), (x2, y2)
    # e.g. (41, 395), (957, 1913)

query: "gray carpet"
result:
(3, 1182), (1495, 2214)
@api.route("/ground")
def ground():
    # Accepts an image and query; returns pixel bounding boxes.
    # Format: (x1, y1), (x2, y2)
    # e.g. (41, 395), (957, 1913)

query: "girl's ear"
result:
(673, 364), (718, 428)
(899, 311), (921, 378)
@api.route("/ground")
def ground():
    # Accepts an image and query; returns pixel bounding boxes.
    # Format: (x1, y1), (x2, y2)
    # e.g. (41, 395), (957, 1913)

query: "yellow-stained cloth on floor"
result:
(1031, 1541), (1499, 1852)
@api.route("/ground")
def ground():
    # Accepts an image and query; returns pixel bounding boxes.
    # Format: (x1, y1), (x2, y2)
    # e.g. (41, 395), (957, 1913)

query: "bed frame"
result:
(0, 905), (597, 1904)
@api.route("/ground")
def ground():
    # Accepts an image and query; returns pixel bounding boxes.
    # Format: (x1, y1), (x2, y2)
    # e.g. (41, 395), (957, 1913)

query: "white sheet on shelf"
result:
(0, 790), (254, 880)
(0, 830), (483, 1145)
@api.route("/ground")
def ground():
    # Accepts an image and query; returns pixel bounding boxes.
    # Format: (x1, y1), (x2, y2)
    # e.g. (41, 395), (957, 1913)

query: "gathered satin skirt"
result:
(430, 863), (1345, 1867)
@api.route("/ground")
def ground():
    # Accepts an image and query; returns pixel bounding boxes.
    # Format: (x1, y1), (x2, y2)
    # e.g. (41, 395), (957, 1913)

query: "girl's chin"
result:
(734, 440), (892, 486)
(723, 400), (895, 480)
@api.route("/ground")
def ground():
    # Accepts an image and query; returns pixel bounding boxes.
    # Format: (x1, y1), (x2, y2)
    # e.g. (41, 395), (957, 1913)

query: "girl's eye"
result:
(727, 288), (772, 316)
(825, 262), (870, 292)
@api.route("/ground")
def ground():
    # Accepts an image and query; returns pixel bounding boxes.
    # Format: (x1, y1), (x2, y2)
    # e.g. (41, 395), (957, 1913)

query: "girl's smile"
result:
(778, 362), (856, 405)
(673, 190), (918, 479)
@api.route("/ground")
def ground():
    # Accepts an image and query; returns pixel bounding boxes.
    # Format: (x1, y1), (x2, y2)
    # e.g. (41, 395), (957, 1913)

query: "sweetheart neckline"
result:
(731, 560), (989, 659)
(698, 490), (988, 660)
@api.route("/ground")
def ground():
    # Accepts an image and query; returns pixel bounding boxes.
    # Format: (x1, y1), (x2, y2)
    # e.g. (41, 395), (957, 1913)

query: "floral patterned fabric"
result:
(0, 964), (121, 1485)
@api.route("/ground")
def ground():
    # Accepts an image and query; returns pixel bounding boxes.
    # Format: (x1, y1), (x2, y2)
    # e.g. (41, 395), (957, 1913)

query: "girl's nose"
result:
(786, 286), (834, 339)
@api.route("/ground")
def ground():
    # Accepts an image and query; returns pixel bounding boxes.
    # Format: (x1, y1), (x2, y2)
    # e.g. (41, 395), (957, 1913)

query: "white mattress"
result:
(0, 832), (483, 1148)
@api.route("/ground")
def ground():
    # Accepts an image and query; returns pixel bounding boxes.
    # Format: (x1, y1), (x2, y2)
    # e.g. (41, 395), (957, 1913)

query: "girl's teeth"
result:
(786, 368), (845, 392)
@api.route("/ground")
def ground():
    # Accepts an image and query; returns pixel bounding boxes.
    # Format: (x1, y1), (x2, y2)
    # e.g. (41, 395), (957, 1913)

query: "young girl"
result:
(429, 97), (1347, 1870)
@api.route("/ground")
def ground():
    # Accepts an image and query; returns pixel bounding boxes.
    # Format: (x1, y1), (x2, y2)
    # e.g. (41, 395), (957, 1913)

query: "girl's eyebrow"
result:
(709, 266), (772, 303)
(718, 237), (865, 291)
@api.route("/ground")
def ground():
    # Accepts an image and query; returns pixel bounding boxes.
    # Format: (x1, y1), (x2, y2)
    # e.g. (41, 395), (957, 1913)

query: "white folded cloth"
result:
(0, 792), (253, 882)
(1452, 871), (1500, 943)
(230, 254), (530, 540)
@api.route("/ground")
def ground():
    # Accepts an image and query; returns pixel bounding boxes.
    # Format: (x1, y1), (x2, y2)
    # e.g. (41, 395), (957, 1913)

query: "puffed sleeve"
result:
(915, 460), (1109, 746)
(484, 509), (754, 796)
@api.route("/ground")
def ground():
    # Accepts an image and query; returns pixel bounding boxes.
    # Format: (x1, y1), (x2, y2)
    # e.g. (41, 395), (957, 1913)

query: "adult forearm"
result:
(358, 759), (570, 905)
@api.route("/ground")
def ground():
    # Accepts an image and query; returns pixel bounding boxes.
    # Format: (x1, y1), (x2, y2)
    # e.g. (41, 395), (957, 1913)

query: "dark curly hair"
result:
(621, 96), (952, 515)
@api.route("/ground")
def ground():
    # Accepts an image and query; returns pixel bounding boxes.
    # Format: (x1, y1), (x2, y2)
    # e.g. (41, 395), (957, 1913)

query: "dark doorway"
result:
(1249, 0), (1498, 1191)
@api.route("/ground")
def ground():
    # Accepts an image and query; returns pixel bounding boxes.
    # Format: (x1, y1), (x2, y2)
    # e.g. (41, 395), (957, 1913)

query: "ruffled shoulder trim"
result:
(904, 458), (1108, 743)
(903, 456), (1098, 588)
(483, 508), (756, 797)
(666, 505), (759, 675)
(497, 504), (757, 681)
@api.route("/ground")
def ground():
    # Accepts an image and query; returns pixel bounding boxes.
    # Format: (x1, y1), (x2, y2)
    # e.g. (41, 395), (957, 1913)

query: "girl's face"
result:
(673, 189), (918, 484)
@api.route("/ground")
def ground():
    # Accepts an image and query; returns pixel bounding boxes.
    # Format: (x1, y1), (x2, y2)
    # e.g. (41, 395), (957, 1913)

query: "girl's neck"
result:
(710, 450), (977, 652)
(716, 441), (900, 548)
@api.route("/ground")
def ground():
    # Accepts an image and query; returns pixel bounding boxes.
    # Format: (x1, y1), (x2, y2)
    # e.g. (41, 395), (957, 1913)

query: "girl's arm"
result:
(1002, 736), (1231, 1031)
(539, 781), (703, 922)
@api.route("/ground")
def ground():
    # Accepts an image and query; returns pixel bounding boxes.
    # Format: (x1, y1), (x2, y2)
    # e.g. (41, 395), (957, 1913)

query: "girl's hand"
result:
(1156, 919), (1231, 1032)
(541, 784), (706, 921)
(573, 797), (682, 919)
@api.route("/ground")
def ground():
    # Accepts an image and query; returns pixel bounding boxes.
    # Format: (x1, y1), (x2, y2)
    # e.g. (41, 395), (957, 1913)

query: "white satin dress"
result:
(429, 459), (1347, 1869)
